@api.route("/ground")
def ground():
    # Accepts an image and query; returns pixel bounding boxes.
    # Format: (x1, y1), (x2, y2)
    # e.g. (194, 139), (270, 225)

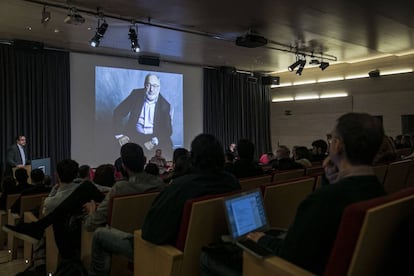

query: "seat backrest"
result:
(383, 159), (412, 193)
(19, 193), (49, 216)
(263, 177), (315, 229)
(372, 164), (388, 185)
(347, 191), (414, 275)
(108, 191), (159, 233)
(6, 193), (20, 210)
(324, 187), (414, 276)
(239, 175), (272, 191)
(404, 159), (414, 188)
(305, 166), (324, 176)
(175, 193), (231, 276)
(272, 169), (305, 183)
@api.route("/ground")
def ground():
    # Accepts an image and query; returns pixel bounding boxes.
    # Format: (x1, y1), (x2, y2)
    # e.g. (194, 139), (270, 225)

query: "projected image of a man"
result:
(113, 73), (173, 156)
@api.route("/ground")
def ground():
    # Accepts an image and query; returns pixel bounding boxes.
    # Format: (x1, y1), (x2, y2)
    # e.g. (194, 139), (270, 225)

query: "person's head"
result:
(14, 167), (28, 184)
(2, 176), (16, 192)
(15, 135), (26, 146)
(395, 135), (402, 144)
(174, 154), (191, 176)
(144, 74), (161, 102)
(78, 165), (91, 180)
(93, 164), (115, 187)
(30, 168), (45, 184)
(329, 113), (384, 166)
(172, 148), (189, 164)
(190, 134), (224, 172)
(155, 149), (162, 157)
(266, 152), (274, 160)
(229, 143), (236, 152)
(293, 146), (310, 160)
(121, 143), (146, 173)
(144, 163), (160, 176)
(276, 145), (290, 159)
(311, 139), (328, 155)
(237, 139), (255, 160)
(56, 159), (79, 184)
(114, 157), (125, 176)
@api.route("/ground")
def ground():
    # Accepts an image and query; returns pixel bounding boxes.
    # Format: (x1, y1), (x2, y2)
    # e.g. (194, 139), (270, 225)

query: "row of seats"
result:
(0, 193), (48, 261)
(9, 159), (414, 275)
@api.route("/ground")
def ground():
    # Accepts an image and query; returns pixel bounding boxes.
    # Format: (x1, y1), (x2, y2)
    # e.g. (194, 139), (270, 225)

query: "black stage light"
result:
(89, 22), (108, 47)
(41, 6), (51, 24)
(319, 61), (330, 71)
(288, 60), (302, 72)
(296, 60), (306, 76)
(129, 27), (140, 52)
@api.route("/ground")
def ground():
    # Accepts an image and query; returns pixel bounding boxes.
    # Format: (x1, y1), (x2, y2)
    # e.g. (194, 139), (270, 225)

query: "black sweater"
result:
(258, 175), (385, 275)
(141, 170), (241, 245)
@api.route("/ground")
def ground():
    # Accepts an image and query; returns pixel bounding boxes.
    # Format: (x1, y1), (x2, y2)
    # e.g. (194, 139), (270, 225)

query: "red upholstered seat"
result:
(324, 186), (414, 276)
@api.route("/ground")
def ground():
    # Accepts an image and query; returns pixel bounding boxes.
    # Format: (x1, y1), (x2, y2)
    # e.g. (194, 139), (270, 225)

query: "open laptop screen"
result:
(224, 189), (269, 240)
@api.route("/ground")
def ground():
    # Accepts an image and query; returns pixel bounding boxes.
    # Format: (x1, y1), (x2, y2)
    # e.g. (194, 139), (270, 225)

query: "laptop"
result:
(223, 189), (276, 258)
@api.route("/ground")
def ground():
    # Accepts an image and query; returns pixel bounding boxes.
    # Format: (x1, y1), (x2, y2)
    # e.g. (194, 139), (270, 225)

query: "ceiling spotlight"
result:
(64, 7), (85, 25)
(288, 60), (302, 72)
(129, 26), (140, 53)
(319, 61), (330, 71)
(90, 21), (108, 47)
(296, 60), (306, 76)
(41, 6), (51, 24)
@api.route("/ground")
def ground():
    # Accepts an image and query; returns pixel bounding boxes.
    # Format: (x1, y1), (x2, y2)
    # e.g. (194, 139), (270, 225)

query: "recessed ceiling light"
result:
(26, 26), (32, 31)
(54, 29), (60, 33)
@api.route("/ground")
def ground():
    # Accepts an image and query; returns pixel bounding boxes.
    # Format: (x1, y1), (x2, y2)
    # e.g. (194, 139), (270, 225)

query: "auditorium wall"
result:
(270, 73), (414, 151)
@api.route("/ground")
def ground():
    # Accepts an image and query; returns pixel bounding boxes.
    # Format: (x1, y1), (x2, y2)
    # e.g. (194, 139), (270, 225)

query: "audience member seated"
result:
(224, 152), (235, 174)
(233, 139), (263, 178)
(292, 146), (312, 168)
(149, 148), (168, 174)
(0, 176), (18, 210)
(79, 165), (92, 181)
(113, 157), (125, 179)
(3, 159), (106, 268)
(88, 133), (241, 276)
(226, 142), (238, 160)
(144, 163), (160, 176)
(82, 143), (166, 232)
(394, 134), (406, 149)
(163, 147), (191, 183)
(401, 135), (412, 149)
(14, 167), (32, 191)
(373, 135), (398, 164)
(270, 145), (304, 170)
(3, 159), (104, 236)
(201, 112), (386, 276)
(259, 152), (274, 165)
(10, 168), (51, 214)
(311, 139), (328, 162)
(91, 164), (116, 192)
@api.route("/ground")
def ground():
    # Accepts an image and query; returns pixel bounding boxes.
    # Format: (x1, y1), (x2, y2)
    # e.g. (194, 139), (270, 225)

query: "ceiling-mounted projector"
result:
(236, 34), (268, 48)
(64, 9), (85, 25)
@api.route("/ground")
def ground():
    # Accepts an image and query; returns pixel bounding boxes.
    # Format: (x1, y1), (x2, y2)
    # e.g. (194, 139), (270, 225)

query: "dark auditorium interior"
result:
(1, 0), (414, 275)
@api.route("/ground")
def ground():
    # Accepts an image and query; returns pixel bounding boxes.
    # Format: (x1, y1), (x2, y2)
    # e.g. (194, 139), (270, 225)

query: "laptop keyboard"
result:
(238, 239), (274, 257)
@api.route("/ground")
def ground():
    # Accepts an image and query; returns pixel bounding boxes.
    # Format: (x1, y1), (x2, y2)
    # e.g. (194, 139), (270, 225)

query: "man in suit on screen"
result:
(113, 73), (173, 157)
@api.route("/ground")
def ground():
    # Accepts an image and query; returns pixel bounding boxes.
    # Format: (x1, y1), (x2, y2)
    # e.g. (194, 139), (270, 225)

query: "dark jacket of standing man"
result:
(6, 135), (30, 176)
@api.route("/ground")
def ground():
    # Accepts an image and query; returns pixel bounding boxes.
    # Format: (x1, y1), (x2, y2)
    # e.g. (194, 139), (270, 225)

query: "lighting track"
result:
(22, 0), (338, 62)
